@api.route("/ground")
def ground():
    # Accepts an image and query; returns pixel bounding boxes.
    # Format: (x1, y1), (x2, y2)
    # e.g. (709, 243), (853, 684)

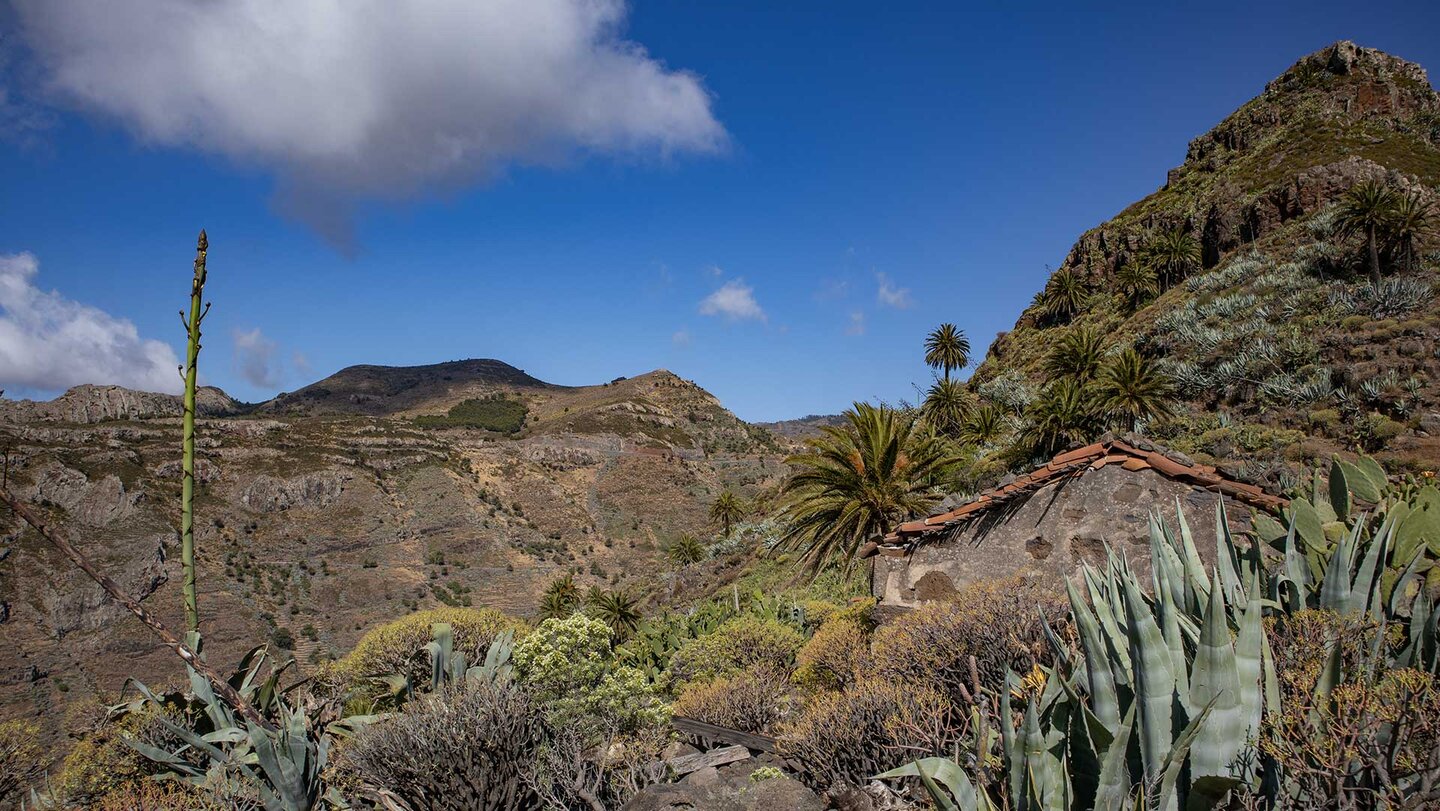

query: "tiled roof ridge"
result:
(863, 435), (1288, 559)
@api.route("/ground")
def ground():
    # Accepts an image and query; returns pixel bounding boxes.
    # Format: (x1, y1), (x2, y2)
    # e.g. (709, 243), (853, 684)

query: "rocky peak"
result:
(0, 384), (240, 424)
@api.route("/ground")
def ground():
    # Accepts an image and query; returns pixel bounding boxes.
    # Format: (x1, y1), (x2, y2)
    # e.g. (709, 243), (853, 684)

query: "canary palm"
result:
(1336, 179), (1399, 286)
(1389, 189), (1434, 271)
(587, 588), (643, 640)
(666, 535), (706, 567)
(923, 323), (971, 382)
(709, 490), (746, 538)
(1096, 347), (1175, 431)
(959, 402), (1007, 447)
(1144, 226), (1201, 287)
(921, 377), (970, 438)
(778, 402), (959, 570)
(1021, 378), (1099, 459)
(1043, 325), (1107, 382)
(1116, 261), (1157, 311)
(1040, 268), (1088, 322)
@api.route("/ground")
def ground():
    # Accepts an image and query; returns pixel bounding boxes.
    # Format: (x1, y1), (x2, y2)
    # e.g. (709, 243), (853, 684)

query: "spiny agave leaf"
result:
(1235, 584), (1265, 755)
(1328, 457), (1351, 523)
(1068, 580), (1120, 728)
(1154, 698), (1217, 811)
(1173, 499), (1210, 607)
(1308, 639), (1343, 729)
(878, 757), (980, 811)
(1213, 498), (1243, 609)
(1281, 518), (1310, 611)
(1038, 607), (1073, 674)
(1189, 572), (1245, 783)
(1122, 575), (1175, 785)
(119, 734), (208, 777)
(1390, 554), (1426, 619)
(1022, 699), (1062, 811)
(1318, 523), (1357, 615)
(1159, 579), (1190, 710)
(1352, 513), (1392, 620)
(1092, 705), (1135, 811)
(1002, 676), (1023, 806)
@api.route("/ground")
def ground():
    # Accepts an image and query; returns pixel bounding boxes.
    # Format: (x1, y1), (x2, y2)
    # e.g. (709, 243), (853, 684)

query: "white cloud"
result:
(703, 264), (724, 278)
(291, 351), (312, 377)
(698, 279), (765, 322)
(13, 0), (726, 248)
(233, 327), (282, 388)
(0, 253), (180, 394)
(876, 272), (913, 309)
(671, 329), (691, 347)
(844, 310), (865, 336)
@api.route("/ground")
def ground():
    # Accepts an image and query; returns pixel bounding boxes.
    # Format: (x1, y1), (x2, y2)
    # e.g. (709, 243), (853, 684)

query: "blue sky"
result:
(2, 1), (1438, 421)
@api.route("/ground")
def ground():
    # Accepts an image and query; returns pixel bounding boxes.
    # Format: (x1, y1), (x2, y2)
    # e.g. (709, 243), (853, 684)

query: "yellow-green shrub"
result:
(668, 616), (803, 684)
(328, 607), (525, 689)
(51, 706), (190, 806)
(778, 677), (956, 791)
(872, 574), (1067, 701)
(673, 667), (795, 734)
(793, 619), (869, 691)
(0, 720), (46, 807)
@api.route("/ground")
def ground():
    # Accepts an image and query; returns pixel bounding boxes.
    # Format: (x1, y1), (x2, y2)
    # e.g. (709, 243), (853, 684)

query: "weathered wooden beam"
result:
(666, 744), (751, 776)
(672, 716), (777, 753)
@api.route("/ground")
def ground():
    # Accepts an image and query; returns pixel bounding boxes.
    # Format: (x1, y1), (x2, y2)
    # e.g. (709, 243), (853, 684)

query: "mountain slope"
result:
(971, 42), (1440, 485)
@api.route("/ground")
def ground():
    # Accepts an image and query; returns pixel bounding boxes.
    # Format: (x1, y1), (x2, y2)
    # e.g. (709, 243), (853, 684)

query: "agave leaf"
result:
(1352, 513), (1391, 620)
(1213, 499), (1243, 609)
(1235, 583), (1265, 754)
(1002, 676), (1023, 807)
(1154, 698), (1217, 811)
(1281, 519), (1310, 611)
(879, 757), (978, 811)
(1173, 500), (1210, 607)
(1318, 523), (1358, 615)
(1189, 573), (1244, 782)
(1308, 639), (1342, 729)
(1068, 580), (1120, 728)
(1122, 575), (1174, 786)
(1092, 705), (1134, 811)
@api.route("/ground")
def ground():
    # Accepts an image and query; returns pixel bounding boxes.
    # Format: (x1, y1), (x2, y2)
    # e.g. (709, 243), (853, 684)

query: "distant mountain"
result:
(970, 41), (1440, 487)
(258, 358), (554, 416)
(759, 413), (846, 440)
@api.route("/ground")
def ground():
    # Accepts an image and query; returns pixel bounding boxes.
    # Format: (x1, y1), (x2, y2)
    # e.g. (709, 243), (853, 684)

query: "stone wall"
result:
(872, 466), (1256, 610)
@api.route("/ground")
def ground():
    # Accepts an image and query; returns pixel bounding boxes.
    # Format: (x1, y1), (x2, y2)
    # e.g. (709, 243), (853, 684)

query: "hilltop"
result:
(970, 42), (1440, 487)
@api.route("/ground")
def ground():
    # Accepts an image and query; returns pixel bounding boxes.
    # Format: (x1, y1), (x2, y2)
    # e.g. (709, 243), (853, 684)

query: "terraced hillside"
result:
(0, 361), (784, 745)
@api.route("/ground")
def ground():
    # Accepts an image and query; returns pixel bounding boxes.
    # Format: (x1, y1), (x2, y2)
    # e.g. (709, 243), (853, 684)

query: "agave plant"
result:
(883, 457), (1440, 810)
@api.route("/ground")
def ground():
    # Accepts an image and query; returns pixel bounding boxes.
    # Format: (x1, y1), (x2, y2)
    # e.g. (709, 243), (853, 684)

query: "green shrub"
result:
(327, 607), (524, 692)
(793, 618), (870, 691)
(415, 396), (528, 433)
(335, 683), (542, 811)
(0, 720), (47, 807)
(668, 616), (804, 684)
(513, 613), (668, 733)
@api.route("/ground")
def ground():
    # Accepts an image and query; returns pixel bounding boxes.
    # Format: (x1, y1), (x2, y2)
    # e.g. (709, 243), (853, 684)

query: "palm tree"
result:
(1388, 190), (1434, 271)
(1043, 325), (1106, 382)
(778, 402), (959, 570)
(588, 588), (642, 640)
(1116, 262), (1158, 311)
(1020, 378), (1098, 459)
(1144, 227), (1201, 288)
(921, 378), (971, 438)
(1040, 268), (1088, 323)
(709, 490), (746, 537)
(924, 323), (971, 382)
(1095, 347), (1175, 431)
(1335, 179), (1399, 286)
(538, 590), (577, 621)
(959, 403), (1007, 447)
(666, 535), (706, 567)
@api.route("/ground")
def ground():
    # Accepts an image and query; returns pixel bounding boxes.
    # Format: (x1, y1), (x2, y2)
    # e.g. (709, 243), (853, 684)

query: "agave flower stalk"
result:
(180, 230), (209, 634)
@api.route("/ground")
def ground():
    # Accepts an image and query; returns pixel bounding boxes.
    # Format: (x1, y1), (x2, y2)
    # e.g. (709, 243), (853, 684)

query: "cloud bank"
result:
(233, 327), (281, 388)
(12, 0), (726, 247)
(699, 279), (765, 322)
(0, 253), (181, 394)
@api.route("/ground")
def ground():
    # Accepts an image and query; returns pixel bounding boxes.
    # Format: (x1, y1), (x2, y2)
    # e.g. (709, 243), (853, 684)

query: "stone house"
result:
(864, 437), (1288, 611)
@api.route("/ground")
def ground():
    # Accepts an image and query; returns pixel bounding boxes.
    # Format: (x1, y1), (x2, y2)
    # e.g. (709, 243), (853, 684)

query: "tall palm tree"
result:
(666, 535), (706, 567)
(588, 588), (642, 640)
(1116, 262), (1158, 311)
(1144, 227), (1201, 288)
(778, 402), (959, 570)
(1040, 268), (1088, 323)
(1336, 179), (1399, 286)
(924, 323), (971, 382)
(1020, 378), (1098, 460)
(1043, 325), (1107, 382)
(538, 590), (577, 621)
(1096, 347), (1175, 431)
(709, 490), (747, 537)
(1389, 189), (1434, 272)
(921, 377), (971, 438)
